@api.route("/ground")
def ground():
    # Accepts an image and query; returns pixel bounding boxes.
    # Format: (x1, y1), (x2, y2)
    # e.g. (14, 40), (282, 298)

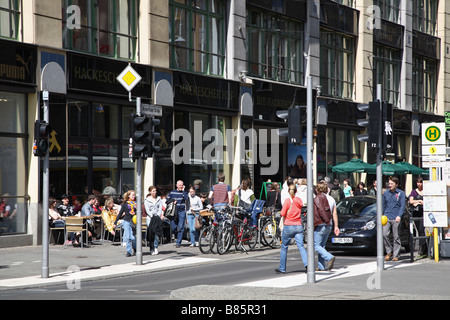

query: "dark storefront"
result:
(0, 39), (37, 235)
(46, 52), (152, 202)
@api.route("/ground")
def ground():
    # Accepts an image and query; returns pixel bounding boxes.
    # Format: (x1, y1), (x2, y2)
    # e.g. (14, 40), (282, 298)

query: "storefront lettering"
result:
(73, 66), (117, 84)
(256, 96), (292, 108)
(0, 63), (26, 81)
(179, 84), (234, 101)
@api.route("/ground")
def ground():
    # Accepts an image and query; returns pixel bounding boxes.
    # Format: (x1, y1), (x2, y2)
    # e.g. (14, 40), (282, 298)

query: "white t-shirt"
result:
(325, 193), (336, 226)
(239, 189), (254, 205)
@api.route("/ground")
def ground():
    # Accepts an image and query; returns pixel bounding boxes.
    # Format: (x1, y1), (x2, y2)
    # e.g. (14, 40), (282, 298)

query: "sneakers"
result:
(274, 268), (286, 274)
(151, 248), (159, 255)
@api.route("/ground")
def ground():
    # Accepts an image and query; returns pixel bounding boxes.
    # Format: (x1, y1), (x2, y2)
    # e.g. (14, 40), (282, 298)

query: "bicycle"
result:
(260, 207), (282, 249)
(198, 208), (216, 254)
(210, 206), (233, 254)
(217, 206), (258, 254)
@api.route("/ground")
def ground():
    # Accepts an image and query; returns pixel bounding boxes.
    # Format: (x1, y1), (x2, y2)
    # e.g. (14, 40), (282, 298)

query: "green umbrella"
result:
(366, 161), (408, 175)
(332, 158), (373, 173)
(396, 161), (429, 175)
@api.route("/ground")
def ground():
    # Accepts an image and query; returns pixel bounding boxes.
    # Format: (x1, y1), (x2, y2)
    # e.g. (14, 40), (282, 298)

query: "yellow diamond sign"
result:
(117, 64), (142, 92)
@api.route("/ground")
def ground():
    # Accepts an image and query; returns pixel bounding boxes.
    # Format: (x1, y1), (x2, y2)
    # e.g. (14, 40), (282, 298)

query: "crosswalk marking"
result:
(237, 261), (417, 288)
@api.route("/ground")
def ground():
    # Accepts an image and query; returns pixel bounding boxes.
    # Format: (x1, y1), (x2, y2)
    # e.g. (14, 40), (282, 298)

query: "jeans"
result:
(314, 224), (334, 270)
(170, 210), (186, 245)
(187, 213), (199, 245)
(279, 225), (307, 272)
(122, 220), (136, 255)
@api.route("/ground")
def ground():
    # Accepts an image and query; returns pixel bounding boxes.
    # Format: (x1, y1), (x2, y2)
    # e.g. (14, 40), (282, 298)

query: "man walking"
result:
(167, 180), (189, 248)
(382, 177), (406, 261)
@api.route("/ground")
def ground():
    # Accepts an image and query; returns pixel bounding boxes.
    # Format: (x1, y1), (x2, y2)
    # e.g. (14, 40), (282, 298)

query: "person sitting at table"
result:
(80, 194), (98, 241)
(49, 197), (65, 244)
(102, 197), (118, 239)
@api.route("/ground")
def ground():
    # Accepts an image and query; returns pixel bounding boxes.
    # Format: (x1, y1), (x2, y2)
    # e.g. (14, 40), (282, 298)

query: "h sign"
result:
(422, 123), (445, 146)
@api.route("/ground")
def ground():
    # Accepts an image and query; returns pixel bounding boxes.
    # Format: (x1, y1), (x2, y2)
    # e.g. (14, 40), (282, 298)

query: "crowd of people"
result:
(47, 173), (426, 266)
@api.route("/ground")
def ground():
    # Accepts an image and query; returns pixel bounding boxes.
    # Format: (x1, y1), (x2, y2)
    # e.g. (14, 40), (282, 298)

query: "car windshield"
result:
(336, 197), (376, 216)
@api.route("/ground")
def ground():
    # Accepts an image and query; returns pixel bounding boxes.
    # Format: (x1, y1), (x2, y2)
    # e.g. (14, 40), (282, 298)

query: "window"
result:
(0, 0), (20, 40)
(413, 0), (438, 35)
(169, 0), (225, 76)
(0, 92), (28, 235)
(247, 9), (304, 84)
(320, 29), (354, 99)
(373, 45), (401, 106)
(330, 0), (354, 7)
(412, 55), (437, 113)
(374, 0), (401, 23)
(326, 127), (360, 181)
(62, 0), (137, 60)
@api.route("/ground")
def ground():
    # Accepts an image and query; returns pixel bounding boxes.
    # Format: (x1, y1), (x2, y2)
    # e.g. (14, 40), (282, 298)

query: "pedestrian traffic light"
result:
(33, 120), (51, 157)
(130, 114), (150, 160)
(357, 101), (381, 149)
(147, 117), (161, 157)
(382, 101), (393, 151)
(276, 105), (304, 145)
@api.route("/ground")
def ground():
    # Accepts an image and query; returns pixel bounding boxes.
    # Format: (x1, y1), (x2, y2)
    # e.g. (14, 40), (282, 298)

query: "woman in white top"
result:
(144, 186), (163, 254)
(187, 186), (202, 247)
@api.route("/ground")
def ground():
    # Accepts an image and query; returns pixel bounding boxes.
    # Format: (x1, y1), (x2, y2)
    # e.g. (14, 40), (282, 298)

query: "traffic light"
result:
(147, 117), (161, 157)
(130, 114), (150, 160)
(276, 105), (303, 145)
(33, 120), (51, 157)
(382, 102), (393, 151)
(357, 101), (381, 149)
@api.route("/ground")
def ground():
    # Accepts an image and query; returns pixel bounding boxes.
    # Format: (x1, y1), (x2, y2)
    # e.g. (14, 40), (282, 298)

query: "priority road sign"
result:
(117, 64), (142, 92)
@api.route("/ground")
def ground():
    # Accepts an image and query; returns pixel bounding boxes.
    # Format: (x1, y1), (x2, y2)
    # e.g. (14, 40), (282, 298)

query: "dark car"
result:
(327, 196), (411, 254)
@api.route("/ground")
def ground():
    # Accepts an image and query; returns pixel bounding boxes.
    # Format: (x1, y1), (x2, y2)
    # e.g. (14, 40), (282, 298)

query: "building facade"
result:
(0, 0), (448, 247)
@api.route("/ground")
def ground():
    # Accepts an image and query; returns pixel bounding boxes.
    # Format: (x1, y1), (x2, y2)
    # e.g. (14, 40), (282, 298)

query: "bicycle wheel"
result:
(198, 226), (213, 254)
(262, 220), (281, 249)
(236, 223), (257, 252)
(217, 225), (233, 255)
(209, 225), (219, 254)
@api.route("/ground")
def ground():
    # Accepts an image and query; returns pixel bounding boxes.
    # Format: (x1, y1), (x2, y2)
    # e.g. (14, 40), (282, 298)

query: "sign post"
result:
(422, 123), (447, 262)
(117, 64), (143, 265)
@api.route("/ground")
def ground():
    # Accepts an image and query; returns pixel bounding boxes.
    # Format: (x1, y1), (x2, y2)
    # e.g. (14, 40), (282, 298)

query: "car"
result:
(327, 196), (411, 254)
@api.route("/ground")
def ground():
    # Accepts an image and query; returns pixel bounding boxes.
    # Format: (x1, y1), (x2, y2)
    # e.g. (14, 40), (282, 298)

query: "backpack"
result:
(330, 188), (342, 204)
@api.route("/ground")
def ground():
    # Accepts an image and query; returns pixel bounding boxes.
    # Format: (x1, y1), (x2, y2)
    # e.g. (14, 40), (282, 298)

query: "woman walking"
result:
(275, 184), (307, 274)
(187, 186), (202, 247)
(114, 190), (137, 257)
(144, 186), (163, 255)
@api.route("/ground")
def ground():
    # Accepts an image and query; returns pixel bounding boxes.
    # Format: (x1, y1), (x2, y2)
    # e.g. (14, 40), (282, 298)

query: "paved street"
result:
(0, 240), (449, 303)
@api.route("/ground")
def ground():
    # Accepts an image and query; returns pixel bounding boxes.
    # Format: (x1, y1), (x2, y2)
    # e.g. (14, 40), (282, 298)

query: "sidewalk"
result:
(0, 241), (449, 300)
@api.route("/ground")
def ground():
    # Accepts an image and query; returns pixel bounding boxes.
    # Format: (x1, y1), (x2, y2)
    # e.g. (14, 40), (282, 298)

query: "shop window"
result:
(247, 8), (304, 84)
(62, 0), (137, 60)
(0, 92), (27, 235)
(169, 0), (225, 76)
(0, 0), (20, 40)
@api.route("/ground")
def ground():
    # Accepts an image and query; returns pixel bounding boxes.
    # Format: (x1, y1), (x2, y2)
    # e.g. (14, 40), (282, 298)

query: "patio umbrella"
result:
(366, 161), (408, 175)
(332, 158), (373, 173)
(395, 161), (429, 175)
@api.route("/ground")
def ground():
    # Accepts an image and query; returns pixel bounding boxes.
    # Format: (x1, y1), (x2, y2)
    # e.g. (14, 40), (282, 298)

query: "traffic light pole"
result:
(306, 76), (315, 284)
(136, 97), (143, 266)
(42, 90), (50, 278)
(376, 84), (384, 272)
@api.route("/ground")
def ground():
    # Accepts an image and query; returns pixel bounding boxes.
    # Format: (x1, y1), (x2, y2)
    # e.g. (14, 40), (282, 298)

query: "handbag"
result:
(194, 213), (203, 230)
(164, 201), (177, 218)
(279, 198), (293, 232)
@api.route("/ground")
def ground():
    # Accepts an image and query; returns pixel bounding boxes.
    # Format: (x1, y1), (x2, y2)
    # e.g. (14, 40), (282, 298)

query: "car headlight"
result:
(362, 221), (376, 231)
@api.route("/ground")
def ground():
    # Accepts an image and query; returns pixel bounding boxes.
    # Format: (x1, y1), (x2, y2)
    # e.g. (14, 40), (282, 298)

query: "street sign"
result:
(423, 180), (448, 228)
(422, 123), (446, 145)
(117, 64), (142, 92)
(142, 104), (163, 117)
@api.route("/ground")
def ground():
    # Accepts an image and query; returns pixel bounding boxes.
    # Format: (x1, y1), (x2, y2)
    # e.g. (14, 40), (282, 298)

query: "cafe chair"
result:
(64, 217), (88, 248)
(49, 221), (65, 245)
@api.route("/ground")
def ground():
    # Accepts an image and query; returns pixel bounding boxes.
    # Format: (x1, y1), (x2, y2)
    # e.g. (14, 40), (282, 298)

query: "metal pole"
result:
(376, 84), (384, 272)
(306, 76), (315, 283)
(136, 97), (143, 265)
(42, 90), (50, 278)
